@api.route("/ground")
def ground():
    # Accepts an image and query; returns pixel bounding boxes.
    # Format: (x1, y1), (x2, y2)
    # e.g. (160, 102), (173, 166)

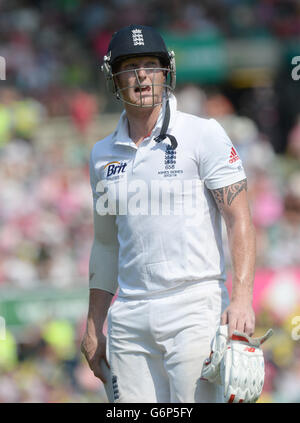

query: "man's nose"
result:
(136, 67), (147, 79)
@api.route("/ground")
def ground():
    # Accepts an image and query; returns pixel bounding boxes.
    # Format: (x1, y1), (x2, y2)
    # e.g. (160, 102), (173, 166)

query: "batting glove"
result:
(201, 325), (273, 403)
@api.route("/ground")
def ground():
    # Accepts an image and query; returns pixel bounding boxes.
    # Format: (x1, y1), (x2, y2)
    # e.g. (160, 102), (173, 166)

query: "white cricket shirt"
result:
(89, 94), (246, 298)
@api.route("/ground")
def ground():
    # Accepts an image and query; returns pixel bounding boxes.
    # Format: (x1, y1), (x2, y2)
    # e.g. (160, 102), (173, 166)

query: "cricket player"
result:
(81, 25), (257, 403)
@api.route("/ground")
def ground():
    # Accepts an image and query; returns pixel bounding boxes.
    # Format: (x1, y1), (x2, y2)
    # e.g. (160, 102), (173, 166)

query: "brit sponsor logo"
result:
(104, 161), (127, 178)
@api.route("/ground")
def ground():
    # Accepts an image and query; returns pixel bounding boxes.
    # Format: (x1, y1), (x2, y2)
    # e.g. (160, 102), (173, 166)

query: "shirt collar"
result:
(113, 93), (177, 147)
(113, 110), (132, 147)
(155, 93), (177, 132)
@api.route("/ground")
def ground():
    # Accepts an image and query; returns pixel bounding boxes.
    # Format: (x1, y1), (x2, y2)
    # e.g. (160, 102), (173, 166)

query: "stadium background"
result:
(0, 0), (300, 403)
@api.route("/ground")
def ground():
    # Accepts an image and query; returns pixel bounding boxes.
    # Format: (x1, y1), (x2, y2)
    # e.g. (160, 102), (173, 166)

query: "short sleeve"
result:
(200, 118), (246, 190)
(89, 149), (118, 245)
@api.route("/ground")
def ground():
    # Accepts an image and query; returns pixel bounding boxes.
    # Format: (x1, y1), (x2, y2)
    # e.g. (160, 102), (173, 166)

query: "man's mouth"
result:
(135, 85), (151, 93)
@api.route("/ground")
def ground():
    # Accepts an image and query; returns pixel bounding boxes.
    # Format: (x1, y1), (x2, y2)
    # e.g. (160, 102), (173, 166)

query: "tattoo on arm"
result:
(211, 179), (247, 211)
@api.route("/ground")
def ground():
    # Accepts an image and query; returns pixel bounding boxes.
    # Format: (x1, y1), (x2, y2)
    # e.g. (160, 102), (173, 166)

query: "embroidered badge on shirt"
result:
(157, 145), (183, 178)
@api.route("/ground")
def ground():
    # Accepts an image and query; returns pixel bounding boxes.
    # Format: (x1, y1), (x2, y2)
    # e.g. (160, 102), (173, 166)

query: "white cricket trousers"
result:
(104, 281), (230, 403)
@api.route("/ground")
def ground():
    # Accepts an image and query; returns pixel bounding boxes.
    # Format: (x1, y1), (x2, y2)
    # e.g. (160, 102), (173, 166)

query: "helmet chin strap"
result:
(154, 99), (178, 150)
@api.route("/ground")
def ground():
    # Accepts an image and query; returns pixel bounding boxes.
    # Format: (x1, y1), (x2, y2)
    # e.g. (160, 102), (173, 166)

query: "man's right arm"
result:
(81, 288), (114, 382)
(81, 152), (119, 383)
(89, 210), (119, 294)
(81, 210), (119, 383)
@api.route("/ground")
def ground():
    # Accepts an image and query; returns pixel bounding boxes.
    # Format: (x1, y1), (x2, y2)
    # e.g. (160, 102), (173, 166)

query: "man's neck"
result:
(125, 104), (162, 147)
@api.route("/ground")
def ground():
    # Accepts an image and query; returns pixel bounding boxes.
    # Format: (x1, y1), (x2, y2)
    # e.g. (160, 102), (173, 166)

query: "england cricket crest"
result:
(157, 145), (183, 178)
(132, 29), (144, 46)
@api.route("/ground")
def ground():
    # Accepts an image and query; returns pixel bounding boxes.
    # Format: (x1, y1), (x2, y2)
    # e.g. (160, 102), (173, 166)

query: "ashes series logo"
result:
(158, 145), (183, 178)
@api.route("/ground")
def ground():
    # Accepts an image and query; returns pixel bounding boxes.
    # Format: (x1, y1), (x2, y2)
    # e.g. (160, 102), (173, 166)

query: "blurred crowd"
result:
(0, 0), (300, 404)
(0, 87), (93, 288)
(0, 318), (109, 402)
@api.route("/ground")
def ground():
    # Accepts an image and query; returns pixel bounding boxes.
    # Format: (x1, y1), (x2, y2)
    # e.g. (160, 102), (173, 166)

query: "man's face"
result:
(114, 56), (166, 107)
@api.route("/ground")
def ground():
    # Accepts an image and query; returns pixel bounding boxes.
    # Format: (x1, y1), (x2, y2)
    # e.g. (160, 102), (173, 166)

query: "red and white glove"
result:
(201, 325), (273, 403)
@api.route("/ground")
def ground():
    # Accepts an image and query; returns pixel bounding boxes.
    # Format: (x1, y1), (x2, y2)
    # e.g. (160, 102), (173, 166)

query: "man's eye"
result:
(125, 64), (137, 69)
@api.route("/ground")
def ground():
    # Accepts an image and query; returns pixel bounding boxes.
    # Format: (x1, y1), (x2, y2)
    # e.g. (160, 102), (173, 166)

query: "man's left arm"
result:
(210, 178), (256, 338)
